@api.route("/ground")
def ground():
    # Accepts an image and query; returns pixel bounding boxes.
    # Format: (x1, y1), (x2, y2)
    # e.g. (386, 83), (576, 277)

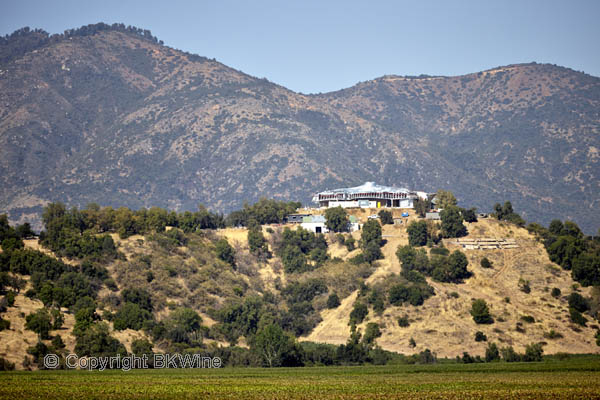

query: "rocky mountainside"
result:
(1, 24), (599, 232)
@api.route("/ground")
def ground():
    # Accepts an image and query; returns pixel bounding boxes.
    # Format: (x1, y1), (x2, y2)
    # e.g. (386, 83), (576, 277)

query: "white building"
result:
(312, 182), (430, 209)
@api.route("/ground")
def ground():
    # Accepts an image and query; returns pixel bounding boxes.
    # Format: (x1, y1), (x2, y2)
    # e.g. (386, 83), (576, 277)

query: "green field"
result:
(2, 358), (600, 399)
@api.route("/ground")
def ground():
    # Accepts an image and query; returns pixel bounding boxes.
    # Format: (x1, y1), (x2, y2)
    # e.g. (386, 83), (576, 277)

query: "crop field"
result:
(1, 358), (600, 399)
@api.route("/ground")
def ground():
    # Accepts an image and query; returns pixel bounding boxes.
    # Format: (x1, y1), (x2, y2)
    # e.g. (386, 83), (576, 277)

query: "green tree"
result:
(413, 198), (431, 218)
(440, 206), (467, 238)
(407, 220), (428, 246)
(252, 323), (303, 367)
(349, 301), (368, 325)
(74, 322), (127, 357)
(248, 228), (269, 259)
(324, 207), (349, 233)
(523, 343), (544, 362)
(326, 293), (340, 309)
(378, 210), (393, 225)
(113, 302), (153, 331)
(362, 322), (382, 345)
(25, 308), (52, 339)
(435, 190), (457, 209)
(485, 342), (500, 362)
(480, 257), (492, 269)
(215, 238), (236, 266)
(470, 299), (493, 324)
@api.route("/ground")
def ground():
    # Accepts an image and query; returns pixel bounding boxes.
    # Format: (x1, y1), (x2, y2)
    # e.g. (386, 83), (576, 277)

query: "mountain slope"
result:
(0, 24), (599, 232)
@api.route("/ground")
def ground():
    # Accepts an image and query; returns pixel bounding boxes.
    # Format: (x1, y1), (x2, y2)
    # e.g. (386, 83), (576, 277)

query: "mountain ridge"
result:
(0, 24), (598, 233)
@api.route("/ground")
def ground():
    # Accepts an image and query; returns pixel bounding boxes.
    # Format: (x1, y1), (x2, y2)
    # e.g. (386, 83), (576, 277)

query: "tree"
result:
(362, 219), (382, 248)
(485, 342), (500, 362)
(413, 198), (431, 218)
(74, 322), (127, 357)
(435, 190), (457, 209)
(461, 208), (478, 223)
(362, 323), (382, 345)
(326, 293), (340, 309)
(248, 228), (269, 259)
(324, 207), (348, 233)
(215, 238), (236, 266)
(480, 257), (492, 269)
(567, 292), (589, 313)
(407, 221), (428, 246)
(378, 210), (393, 225)
(252, 323), (303, 367)
(349, 301), (368, 325)
(440, 206), (467, 238)
(113, 302), (153, 331)
(470, 299), (493, 324)
(25, 308), (52, 339)
(523, 343), (544, 362)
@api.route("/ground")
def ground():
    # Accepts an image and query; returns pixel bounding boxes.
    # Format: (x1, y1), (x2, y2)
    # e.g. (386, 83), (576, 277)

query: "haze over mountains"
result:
(1, 24), (599, 232)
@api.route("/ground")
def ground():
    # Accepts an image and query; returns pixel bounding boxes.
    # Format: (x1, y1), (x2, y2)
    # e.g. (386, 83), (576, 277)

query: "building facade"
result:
(312, 182), (428, 209)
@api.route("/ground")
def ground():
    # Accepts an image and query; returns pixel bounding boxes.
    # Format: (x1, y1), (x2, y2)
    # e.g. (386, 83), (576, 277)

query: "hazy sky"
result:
(2, 0), (599, 93)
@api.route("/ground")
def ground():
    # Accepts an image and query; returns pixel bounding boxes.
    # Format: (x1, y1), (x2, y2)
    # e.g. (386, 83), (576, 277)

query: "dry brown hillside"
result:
(304, 211), (599, 358)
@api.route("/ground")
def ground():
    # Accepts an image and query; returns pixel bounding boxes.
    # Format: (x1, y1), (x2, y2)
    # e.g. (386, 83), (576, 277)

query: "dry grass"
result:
(306, 214), (600, 357)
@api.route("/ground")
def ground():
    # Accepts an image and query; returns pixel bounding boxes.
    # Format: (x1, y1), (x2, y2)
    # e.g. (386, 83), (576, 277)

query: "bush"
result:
(378, 210), (393, 225)
(344, 236), (355, 251)
(349, 301), (368, 325)
(471, 299), (493, 324)
(480, 257), (492, 269)
(474, 331), (487, 342)
(0, 356), (15, 371)
(543, 329), (563, 339)
(567, 292), (589, 313)
(569, 308), (587, 326)
(551, 287), (561, 298)
(397, 316), (410, 327)
(520, 315), (535, 324)
(326, 293), (340, 309)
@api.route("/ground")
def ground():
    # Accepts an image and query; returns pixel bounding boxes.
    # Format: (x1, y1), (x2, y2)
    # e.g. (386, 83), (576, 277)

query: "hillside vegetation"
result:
(1, 199), (598, 370)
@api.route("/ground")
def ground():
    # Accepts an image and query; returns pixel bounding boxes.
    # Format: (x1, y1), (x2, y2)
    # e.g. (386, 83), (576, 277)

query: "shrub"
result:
(344, 236), (355, 251)
(520, 315), (535, 324)
(543, 329), (563, 339)
(0, 356), (15, 371)
(326, 293), (340, 309)
(349, 301), (368, 325)
(113, 302), (153, 331)
(518, 278), (531, 294)
(567, 292), (589, 313)
(378, 210), (393, 225)
(480, 257), (492, 269)
(397, 316), (410, 327)
(551, 287), (561, 298)
(569, 308), (587, 326)
(474, 331), (487, 342)
(471, 299), (493, 324)
(0, 317), (10, 331)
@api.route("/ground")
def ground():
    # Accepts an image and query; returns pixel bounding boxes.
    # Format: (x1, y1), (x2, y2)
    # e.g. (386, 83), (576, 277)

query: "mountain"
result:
(1, 24), (599, 232)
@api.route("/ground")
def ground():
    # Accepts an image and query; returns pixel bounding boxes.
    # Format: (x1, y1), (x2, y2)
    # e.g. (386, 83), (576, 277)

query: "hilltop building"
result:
(312, 182), (430, 209)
